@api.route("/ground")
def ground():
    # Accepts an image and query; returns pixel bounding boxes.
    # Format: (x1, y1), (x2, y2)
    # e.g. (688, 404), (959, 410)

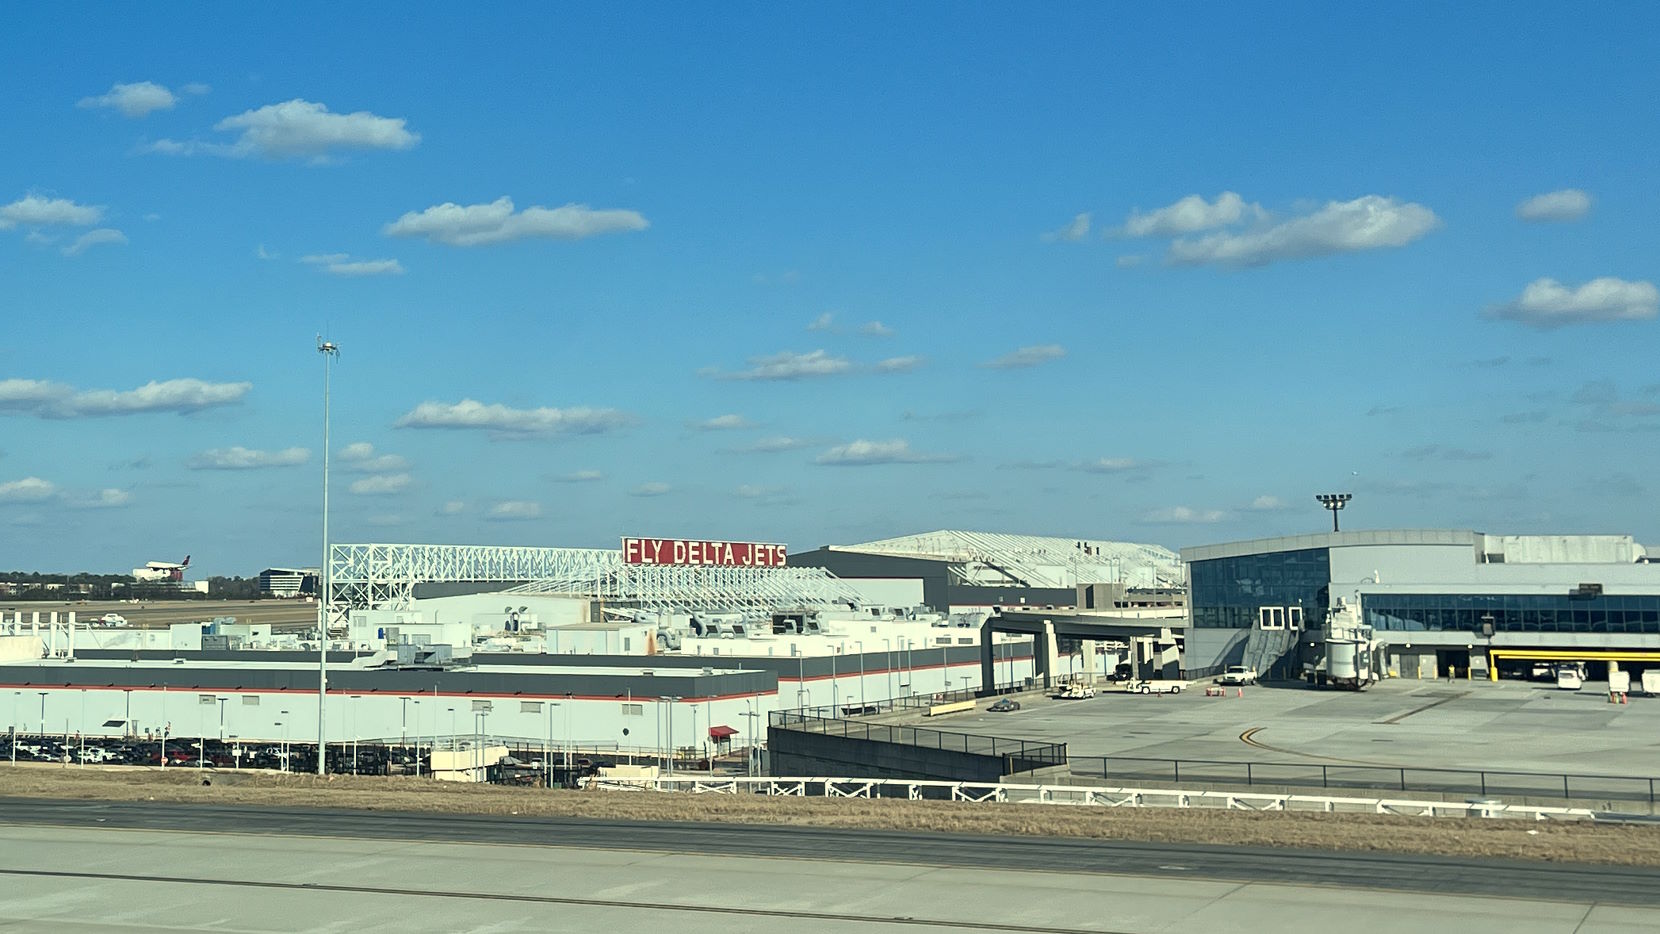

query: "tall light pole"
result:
(1315, 492), (1352, 533)
(316, 335), (339, 776)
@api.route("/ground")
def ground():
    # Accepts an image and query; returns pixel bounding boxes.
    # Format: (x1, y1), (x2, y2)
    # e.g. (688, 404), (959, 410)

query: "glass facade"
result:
(1367, 593), (1660, 634)
(1189, 548), (1331, 629)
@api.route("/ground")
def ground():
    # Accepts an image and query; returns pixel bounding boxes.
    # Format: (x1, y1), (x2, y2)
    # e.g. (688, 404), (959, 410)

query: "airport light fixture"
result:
(316, 335), (340, 777)
(1315, 492), (1353, 532)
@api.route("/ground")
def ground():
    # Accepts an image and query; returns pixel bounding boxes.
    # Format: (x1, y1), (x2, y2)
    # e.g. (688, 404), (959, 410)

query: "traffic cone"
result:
(1236, 688), (1243, 698)
(1622, 692), (1629, 705)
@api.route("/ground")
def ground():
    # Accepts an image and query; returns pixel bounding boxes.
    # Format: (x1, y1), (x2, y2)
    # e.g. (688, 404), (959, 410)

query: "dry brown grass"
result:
(5, 764), (1660, 867)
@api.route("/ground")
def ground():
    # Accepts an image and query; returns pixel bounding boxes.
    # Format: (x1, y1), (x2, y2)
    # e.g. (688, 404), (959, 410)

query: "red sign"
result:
(623, 538), (787, 568)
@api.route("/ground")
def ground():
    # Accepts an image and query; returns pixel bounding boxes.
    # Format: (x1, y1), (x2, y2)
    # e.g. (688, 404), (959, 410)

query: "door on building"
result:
(1436, 649), (1470, 679)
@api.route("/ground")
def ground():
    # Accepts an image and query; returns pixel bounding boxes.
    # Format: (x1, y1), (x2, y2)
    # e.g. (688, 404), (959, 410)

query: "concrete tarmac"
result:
(0, 798), (1658, 932)
(950, 678), (1660, 778)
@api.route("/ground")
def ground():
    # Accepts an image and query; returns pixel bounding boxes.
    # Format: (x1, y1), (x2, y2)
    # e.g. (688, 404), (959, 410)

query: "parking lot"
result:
(947, 676), (1660, 779)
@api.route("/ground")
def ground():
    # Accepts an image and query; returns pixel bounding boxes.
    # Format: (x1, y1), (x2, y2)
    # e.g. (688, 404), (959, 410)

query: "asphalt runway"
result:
(0, 802), (1655, 932)
(3, 797), (1660, 908)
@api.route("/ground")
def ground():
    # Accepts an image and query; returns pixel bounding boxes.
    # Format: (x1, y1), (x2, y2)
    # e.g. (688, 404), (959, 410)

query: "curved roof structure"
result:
(831, 530), (1183, 589)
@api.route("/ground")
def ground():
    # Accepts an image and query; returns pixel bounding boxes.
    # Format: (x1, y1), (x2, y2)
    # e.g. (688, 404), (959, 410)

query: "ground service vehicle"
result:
(1217, 665), (1257, 686)
(1610, 670), (1631, 695)
(1556, 664), (1584, 690)
(988, 698), (1020, 712)
(1644, 670), (1660, 697)
(1125, 679), (1183, 695)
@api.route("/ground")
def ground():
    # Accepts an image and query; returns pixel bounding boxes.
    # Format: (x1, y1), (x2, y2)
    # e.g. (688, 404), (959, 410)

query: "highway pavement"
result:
(2, 811), (1656, 933)
(3, 797), (1660, 912)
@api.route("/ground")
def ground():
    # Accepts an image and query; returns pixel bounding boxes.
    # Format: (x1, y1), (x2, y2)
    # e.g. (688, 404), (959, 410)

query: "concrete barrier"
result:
(925, 700), (977, 717)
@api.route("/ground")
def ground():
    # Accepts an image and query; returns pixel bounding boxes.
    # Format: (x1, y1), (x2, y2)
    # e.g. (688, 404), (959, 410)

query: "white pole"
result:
(317, 336), (338, 776)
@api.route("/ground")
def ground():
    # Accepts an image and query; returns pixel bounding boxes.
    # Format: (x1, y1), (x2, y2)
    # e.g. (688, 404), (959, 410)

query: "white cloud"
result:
(1402, 444), (1492, 461)
(735, 484), (789, 498)
(78, 81), (177, 118)
(68, 488), (132, 509)
(1139, 505), (1228, 524)
(149, 99), (419, 159)
(0, 377), (251, 418)
(1516, 189), (1591, 223)
(383, 196), (646, 246)
(301, 253), (403, 276)
(706, 349), (852, 381)
(875, 355), (924, 374)
(860, 321), (894, 337)
(1242, 495), (1291, 512)
(1486, 277), (1657, 329)
(62, 228), (127, 256)
(630, 482), (671, 497)
(329, 259), (403, 276)
(1115, 254), (1146, 268)
(0, 477), (57, 503)
(982, 344), (1066, 370)
(0, 194), (103, 229)
(255, 244), (278, 261)
(338, 442), (409, 472)
(1042, 212), (1091, 242)
(349, 473), (413, 495)
(1123, 192), (1260, 238)
(181, 83), (211, 96)
(734, 436), (813, 454)
(1078, 457), (1152, 474)
(695, 414), (753, 431)
(1166, 195), (1439, 267)
(806, 312), (835, 332)
(187, 446), (310, 470)
(395, 399), (634, 436)
(486, 500), (542, 521)
(554, 469), (605, 483)
(817, 439), (954, 466)
(438, 500), (466, 515)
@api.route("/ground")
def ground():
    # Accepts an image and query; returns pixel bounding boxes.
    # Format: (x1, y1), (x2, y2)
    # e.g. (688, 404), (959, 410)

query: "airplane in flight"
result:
(131, 555), (190, 583)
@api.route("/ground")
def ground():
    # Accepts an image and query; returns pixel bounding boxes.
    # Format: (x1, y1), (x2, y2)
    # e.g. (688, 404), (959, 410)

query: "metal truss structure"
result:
(510, 564), (866, 613)
(329, 543), (865, 621)
(328, 543), (619, 622)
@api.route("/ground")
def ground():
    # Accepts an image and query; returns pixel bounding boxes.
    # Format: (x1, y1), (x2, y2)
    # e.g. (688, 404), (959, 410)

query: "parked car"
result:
(1217, 665), (1258, 686)
(988, 698), (1021, 712)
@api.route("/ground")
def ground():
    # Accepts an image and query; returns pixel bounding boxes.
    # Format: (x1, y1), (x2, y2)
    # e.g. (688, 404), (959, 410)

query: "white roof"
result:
(834, 530), (1183, 589)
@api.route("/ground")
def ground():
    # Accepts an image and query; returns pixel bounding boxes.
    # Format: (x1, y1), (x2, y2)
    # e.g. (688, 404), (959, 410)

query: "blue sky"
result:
(3, 4), (1658, 576)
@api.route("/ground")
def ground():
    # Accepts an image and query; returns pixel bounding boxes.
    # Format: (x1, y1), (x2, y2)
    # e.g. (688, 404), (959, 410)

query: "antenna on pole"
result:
(1315, 493), (1352, 533)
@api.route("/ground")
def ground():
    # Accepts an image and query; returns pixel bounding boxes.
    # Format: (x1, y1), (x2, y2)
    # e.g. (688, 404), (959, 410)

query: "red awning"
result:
(708, 725), (738, 739)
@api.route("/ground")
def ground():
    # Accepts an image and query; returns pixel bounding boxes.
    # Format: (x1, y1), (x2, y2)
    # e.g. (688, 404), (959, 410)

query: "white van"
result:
(1556, 664), (1584, 690)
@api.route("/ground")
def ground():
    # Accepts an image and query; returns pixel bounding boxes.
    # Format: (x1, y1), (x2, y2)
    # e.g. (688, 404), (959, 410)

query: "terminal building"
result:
(1181, 529), (1660, 680)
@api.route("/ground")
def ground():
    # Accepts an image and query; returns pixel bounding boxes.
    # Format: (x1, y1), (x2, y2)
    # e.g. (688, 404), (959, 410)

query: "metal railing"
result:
(793, 685), (991, 721)
(770, 711), (1065, 771)
(586, 775), (1597, 822)
(1069, 755), (1660, 804)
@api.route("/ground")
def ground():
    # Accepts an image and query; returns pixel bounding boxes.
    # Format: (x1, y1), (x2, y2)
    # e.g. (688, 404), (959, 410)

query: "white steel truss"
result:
(329, 543), (865, 621)
(328, 543), (620, 622)
(509, 563), (865, 613)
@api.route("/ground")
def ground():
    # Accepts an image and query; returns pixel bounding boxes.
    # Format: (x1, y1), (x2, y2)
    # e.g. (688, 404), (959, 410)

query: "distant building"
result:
(1181, 529), (1660, 680)
(258, 568), (319, 598)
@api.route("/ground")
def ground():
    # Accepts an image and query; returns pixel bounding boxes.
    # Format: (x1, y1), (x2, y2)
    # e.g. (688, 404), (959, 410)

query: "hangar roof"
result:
(829, 530), (1182, 589)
